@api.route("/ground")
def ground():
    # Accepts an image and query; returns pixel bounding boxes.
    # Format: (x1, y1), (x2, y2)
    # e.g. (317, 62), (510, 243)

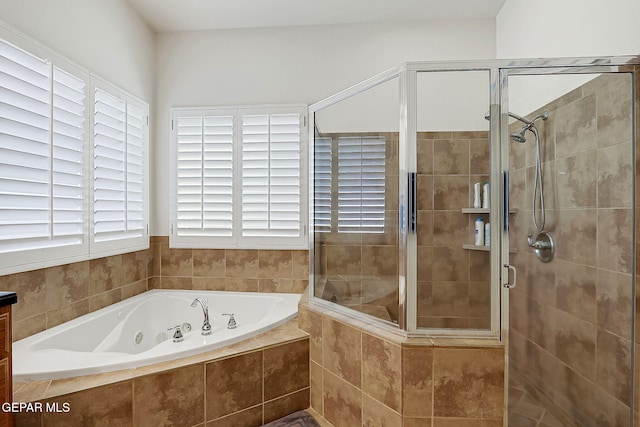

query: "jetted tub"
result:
(13, 289), (301, 381)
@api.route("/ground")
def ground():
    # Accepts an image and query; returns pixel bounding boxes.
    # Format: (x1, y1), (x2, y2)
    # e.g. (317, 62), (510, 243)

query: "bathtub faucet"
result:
(190, 298), (212, 335)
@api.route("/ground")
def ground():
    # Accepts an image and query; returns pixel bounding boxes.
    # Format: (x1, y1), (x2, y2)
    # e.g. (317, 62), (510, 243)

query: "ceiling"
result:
(126, 0), (507, 33)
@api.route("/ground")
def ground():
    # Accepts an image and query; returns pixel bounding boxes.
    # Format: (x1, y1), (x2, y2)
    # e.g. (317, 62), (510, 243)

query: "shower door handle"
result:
(503, 264), (517, 289)
(408, 172), (416, 233)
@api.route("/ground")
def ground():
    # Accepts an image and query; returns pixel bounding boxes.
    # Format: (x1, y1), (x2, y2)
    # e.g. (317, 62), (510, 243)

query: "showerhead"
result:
(510, 126), (528, 143)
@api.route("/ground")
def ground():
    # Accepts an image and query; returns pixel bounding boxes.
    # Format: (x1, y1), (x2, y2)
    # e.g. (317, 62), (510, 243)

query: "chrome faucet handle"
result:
(167, 325), (184, 343)
(222, 313), (237, 329)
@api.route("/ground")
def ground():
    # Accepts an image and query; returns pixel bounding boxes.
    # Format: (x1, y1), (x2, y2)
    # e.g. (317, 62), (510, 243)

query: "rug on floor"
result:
(262, 410), (321, 427)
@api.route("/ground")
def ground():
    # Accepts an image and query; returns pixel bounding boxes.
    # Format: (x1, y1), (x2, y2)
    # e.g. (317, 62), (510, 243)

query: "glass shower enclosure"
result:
(309, 57), (638, 425)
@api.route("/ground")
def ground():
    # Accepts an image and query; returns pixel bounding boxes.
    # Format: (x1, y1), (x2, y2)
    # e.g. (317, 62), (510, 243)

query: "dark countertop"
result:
(0, 292), (17, 307)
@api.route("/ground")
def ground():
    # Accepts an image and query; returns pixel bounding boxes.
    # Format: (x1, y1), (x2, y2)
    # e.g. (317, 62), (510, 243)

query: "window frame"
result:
(0, 25), (149, 275)
(169, 105), (309, 250)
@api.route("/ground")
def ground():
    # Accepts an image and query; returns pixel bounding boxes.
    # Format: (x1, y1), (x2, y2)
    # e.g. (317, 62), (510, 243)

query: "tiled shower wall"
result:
(0, 237), (309, 342)
(508, 73), (635, 426)
(416, 131), (491, 329)
(314, 131), (492, 329)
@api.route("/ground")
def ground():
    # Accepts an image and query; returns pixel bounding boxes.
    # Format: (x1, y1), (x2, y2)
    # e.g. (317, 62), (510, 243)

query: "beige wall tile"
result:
(361, 333), (402, 412)
(193, 249), (225, 278)
(434, 139), (469, 175)
(123, 250), (148, 284)
(596, 269), (633, 340)
(90, 255), (123, 295)
(161, 246), (193, 277)
(555, 261), (596, 324)
(362, 393), (402, 427)
(433, 348), (503, 419)
(554, 309), (595, 380)
(89, 288), (121, 312)
(206, 351), (262, 420)
(323, 369), (362, 427)
(597, 142), (633, 208)
(432, 419), (501, 427)
(310, 361), (323, 415)
(45, 261), (89, 314)
(417, 138), (434, 174)
(433, 176), (468, 211)
(403, 346), (433, 418)
(134, 365), (204, 427)
(259, 250), (293, 279)
(225, 250), (259, 279)
(597, 208), (633, 274)
(263, 389), (310, 425)
(322, 317), (361, 388)
(43, 381), (133, 427)
(596, 330), (631, 405)
(205, 405), (262, 427)
(555, 93), (596, 158)
(264, 340), (309, 401)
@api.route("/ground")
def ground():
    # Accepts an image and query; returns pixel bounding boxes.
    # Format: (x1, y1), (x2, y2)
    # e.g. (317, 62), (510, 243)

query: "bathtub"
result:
(13, 289), (301, 382)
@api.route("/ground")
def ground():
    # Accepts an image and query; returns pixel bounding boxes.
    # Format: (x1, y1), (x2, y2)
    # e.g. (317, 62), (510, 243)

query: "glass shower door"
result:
(312, 76), (401, 325)
(412, 68), (497, 334)
(503, 69), (635, 426)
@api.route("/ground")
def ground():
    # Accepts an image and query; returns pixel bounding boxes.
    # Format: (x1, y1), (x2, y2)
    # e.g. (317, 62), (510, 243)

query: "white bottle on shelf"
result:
(482, 182), (490, 209)
(484, 222), (490, 246)
(474, 217), (484, 246)
(473, 182), (482, 208)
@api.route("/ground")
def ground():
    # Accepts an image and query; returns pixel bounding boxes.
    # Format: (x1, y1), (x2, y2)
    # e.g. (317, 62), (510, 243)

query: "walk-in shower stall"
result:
(309, 58), (638, 426)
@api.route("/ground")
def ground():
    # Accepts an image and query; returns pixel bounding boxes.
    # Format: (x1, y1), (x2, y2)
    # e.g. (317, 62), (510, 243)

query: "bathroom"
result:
(0, 0), (639, 426)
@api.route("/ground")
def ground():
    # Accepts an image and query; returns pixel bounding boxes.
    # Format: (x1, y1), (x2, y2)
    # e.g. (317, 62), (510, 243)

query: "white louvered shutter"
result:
(92, 86), (147, 251)
(0, 38), (86, 264)
(52, 67), (85, 244)
(125, 103), (146, 237)
(313, 137), (332, 233)
(175, 115), (234, 238)
(241, 113), (301, 239)
(337, 136), (386, 233)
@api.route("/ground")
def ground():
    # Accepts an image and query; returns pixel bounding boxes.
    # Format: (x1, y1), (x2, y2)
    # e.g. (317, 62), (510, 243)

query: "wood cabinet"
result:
(0, 305), (13, 427)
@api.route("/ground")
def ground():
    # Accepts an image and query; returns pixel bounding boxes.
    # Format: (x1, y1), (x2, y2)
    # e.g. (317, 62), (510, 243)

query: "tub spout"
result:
(191, 298), (212, 335)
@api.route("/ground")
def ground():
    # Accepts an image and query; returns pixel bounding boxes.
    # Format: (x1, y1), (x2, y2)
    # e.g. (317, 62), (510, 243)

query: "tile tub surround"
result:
(13, 319), (310, 427)
(509, 72), (636, 425)
(1, 235), (309, 342)
(298, 299), (505, 427)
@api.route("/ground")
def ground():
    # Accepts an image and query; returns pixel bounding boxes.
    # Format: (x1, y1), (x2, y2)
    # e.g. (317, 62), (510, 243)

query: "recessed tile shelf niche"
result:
(461, 208), (519, 253)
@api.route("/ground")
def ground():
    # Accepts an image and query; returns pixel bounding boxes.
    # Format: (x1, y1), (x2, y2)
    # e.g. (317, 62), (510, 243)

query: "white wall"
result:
(496, 0), (640, 115)
(154, 19), (496, 235)
(0, 0), (155, 101)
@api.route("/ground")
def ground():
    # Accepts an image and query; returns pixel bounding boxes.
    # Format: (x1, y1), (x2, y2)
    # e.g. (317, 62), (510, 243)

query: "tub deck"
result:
(14, 318), (307, 403)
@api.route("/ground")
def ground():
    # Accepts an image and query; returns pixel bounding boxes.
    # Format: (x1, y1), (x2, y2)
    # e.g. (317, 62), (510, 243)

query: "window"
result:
(91, 83), (148, 254)
(0, 33), (149, 275)
(170, 106), (308, 249)
(0, 37), (89, 270)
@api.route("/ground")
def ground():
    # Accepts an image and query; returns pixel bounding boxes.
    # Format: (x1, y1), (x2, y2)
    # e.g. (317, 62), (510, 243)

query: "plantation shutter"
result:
(0, 38), (86, 259)
(313, 137), (332, 232)
(170, 106), (307, 249)
(337, 136), (386, 233)
(52, 67), (85, 243)
(241, 112), (301, 238)
(175, 114), (234, 238)
(92, 86), (147, 251)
